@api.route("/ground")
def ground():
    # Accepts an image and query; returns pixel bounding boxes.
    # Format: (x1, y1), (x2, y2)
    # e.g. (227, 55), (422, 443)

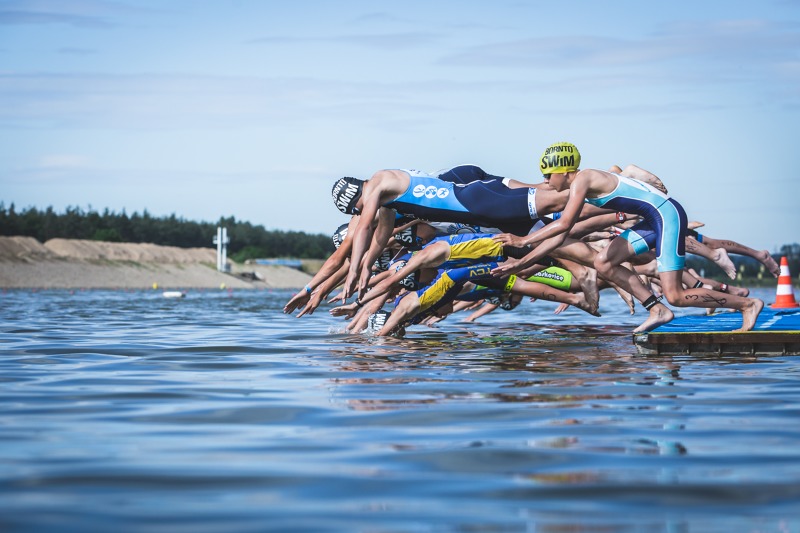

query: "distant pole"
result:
(221, 227), (228, 272)
(213, 226), (230, 272)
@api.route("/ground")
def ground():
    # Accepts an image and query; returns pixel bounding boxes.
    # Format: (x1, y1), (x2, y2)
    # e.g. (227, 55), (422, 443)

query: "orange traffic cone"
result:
(771, 256), (799, 309)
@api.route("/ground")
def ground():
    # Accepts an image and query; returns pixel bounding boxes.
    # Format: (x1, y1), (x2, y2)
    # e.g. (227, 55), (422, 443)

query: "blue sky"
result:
(1, 0), (798, 251)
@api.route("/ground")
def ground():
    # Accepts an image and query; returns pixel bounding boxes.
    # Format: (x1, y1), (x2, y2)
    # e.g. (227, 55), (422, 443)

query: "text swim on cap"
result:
(331, 177), (364, 214)
(331, 223), (349, 250)
(374, 248), (394, 273)
(390, 259), (422, 290)
(394, 225), (424, 250)
(367, 309), (390, 331)
(539, 142), (581, 174)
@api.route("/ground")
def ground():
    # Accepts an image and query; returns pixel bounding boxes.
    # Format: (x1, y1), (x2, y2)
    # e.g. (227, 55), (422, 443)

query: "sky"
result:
(1, 0), (799, 252)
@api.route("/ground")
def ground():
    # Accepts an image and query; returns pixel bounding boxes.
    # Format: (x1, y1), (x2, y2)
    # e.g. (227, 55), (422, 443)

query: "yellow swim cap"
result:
(540, 142), (581, 174)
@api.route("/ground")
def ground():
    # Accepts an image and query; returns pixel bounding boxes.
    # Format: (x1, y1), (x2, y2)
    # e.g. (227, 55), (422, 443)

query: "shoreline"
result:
(0, 236), (312, 290)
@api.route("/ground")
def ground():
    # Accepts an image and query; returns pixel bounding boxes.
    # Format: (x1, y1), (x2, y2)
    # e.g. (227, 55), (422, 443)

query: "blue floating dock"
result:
(633, 307), (800, 355)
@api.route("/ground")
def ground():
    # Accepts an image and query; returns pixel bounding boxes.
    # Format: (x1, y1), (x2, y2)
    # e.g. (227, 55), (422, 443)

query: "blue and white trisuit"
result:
(585, 173), (688, 272)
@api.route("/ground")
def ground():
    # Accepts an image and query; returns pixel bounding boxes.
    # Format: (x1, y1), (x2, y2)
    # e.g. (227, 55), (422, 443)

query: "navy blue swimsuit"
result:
(383, 170), (539, 236)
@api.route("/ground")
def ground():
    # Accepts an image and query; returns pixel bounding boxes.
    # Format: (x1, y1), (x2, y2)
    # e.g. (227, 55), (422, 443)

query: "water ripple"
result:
(1, 288), (799, 531)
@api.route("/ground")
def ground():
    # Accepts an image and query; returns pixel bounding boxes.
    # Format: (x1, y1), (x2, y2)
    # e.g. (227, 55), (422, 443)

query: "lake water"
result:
(1, 287), (799, 532)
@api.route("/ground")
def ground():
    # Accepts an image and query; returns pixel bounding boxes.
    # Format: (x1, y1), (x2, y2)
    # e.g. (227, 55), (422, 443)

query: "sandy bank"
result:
(0, 236), (312, 290)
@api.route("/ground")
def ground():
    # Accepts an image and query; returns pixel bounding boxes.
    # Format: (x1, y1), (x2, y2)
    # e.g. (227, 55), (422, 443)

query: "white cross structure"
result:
(213, 227), (229, 272)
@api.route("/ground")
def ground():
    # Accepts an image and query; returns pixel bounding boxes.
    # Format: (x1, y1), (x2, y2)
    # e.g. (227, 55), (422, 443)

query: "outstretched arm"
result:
(329, 267), (398, 318)
(493, 174), (591, 276)
(344, 181), (386, 300)
(296, 261), (350, 317)
(569, 212), (633, 239)
(492, 233), (569, 277)
(464, 301), (500, 322)
(354, 207), (396, 299)
(352, 241), (450, 309)
(284, 218), (356, 314)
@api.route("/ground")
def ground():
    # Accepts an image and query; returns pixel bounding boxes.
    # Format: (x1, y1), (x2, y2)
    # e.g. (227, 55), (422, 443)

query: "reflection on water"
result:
(0, 288), (798, 532)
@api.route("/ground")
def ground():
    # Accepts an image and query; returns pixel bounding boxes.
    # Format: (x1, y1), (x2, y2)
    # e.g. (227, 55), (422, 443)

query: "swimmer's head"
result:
(332, 177), (364, 215)
(367, 309), (391, 332)
(331, 223), (349, 249)
(499, 294), (523, 311)
(395, 225), (424, 251)
(399, 270), (421, 291)
(540, 142), (581, 176)
(390, 259), (421, 291)
(374, 248), (394, 273)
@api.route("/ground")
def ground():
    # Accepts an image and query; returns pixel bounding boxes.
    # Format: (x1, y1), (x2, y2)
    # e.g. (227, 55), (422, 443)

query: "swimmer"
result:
(368, 262), (600, 337)
(493, 142), (764, 333)
(331, 165), (574, 301)
(336, 232), (600, 317)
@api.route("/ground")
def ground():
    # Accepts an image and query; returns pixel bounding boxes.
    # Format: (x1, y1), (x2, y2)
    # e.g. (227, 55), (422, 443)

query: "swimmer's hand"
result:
(688, 220), (705, 230)
(357, 265), (372, 300)
(421, 315), (443, 327)
(283, 289), (310, 314)
(580, 231), (615, 242)
(516, 264), (545, 278)
(492, 233), (528, 247)
(553, 303), (570, 315)
(296, 290), (327, 318)
(491, 258), (522, 277)
(330, 302), (358, 320)
(342, 270), (359, 301)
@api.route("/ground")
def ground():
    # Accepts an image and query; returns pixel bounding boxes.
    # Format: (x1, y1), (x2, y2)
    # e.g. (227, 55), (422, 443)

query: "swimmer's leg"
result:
(685, 236), (736, 279)
(699, 236), (780, 278)
(594, 235), (674, 332)
(659, 270), (764, 332)
(555, 257), (599, 314)
(686, 268), (749, 297)
(510, 277), (600, 317)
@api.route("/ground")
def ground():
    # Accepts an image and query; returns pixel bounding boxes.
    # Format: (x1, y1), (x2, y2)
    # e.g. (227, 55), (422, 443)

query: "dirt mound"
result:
(43, 239), (216, 263)
(0, 236), (313, 289)
(0, 236), (56, 261)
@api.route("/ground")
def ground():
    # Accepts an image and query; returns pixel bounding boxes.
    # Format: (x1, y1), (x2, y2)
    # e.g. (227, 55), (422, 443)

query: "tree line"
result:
(1, 203), (797, 275)
(0, 204), (334, 261)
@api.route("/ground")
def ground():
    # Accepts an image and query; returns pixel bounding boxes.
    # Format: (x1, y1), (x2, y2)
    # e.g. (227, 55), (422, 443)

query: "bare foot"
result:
(734, 298), (764, 332)
(758, 251), (780, 278)
(575, 294), (601, 317)
(633, 304), (674, 333)
(712, 248), (737, 279)
(576, 267), (600, 314)
(610, 283), (636, 314)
